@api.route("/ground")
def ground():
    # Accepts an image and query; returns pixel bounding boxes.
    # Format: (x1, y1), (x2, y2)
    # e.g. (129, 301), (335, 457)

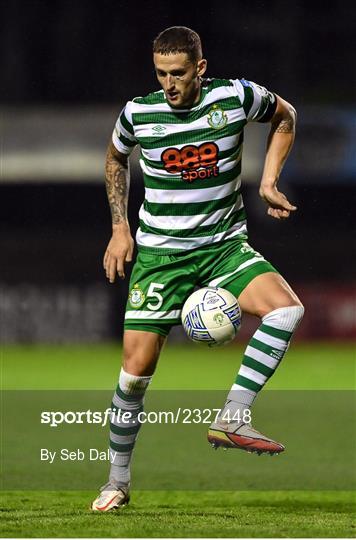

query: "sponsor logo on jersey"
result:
(152, 125), (167, 136)
(161, 142), (220, 183)
(207, 105), (227, 130)
(129, 283), (145, 308)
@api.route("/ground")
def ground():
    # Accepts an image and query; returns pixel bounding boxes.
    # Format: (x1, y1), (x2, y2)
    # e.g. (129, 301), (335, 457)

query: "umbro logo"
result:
(152, 125), (167, 136)
(270, 349), (283, 361)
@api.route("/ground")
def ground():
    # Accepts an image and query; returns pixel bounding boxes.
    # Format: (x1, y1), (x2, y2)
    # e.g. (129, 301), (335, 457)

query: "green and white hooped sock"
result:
(108, 368), (152, 489)
(221, 305), (304, 423)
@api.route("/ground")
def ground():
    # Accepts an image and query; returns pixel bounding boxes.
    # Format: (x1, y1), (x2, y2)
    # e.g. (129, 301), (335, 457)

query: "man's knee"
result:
(262, 304), (305, 332)
(123, 330), (166, 376)
(264, 277), (304, 316)
(251, 297), (304, 320)
(238, 272), (304, 318)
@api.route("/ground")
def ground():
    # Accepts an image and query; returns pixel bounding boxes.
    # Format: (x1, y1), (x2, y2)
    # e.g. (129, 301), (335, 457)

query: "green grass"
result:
(1, 491), (355, 538)
(1, 342), (355, 537)
(1, 342), (355, 389)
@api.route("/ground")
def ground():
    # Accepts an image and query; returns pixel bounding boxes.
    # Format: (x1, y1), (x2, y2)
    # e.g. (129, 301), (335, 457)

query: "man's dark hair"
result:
(153, 26), (202, 63)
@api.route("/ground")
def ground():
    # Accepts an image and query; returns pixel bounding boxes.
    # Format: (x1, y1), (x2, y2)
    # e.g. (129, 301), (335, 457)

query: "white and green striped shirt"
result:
(112, 78), (276, 254)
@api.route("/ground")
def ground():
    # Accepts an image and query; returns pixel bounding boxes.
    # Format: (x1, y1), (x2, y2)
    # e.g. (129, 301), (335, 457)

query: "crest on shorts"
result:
(207, 105), (227, 130)
(129, 283), (145, 308)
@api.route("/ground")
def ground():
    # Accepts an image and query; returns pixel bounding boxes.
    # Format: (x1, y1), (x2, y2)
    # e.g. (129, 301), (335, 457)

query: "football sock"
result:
(221, 305), (304, 423)
(108, 368), (152, 489)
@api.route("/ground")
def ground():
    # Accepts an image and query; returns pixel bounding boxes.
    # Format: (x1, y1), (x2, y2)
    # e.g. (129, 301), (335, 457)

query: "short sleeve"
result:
(112, 101), (138, 155)
(234, 79), (277, 123)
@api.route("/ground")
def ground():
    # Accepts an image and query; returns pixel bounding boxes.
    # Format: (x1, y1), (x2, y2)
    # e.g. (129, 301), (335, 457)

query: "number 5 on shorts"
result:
(147, 282), (165, 310)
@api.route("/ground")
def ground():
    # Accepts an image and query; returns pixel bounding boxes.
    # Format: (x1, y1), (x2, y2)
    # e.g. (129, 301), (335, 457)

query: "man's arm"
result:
(259, 95), (297, 219)
(103, 141), (134, 282)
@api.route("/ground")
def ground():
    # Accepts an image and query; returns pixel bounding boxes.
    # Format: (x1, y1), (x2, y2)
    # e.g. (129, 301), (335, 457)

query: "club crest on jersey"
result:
(207, 105), (227, 130)
(129, 283), (145, 308)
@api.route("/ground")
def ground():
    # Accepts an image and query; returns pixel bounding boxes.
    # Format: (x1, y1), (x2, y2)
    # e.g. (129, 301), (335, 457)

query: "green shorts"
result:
(124, 239), (277, 337)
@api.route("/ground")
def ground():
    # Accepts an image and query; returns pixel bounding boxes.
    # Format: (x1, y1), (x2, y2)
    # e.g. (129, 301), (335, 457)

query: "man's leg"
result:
(208, 272), (304, 454)
(92, 330), (165, 511)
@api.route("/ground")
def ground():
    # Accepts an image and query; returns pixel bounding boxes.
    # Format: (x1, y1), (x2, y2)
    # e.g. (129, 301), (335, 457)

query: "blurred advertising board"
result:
(1, 282), (355, 343)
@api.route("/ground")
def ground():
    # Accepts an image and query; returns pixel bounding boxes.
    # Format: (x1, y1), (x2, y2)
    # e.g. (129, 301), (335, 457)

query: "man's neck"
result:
(171, 81), (202, 109)
(192, 80), (202, 105)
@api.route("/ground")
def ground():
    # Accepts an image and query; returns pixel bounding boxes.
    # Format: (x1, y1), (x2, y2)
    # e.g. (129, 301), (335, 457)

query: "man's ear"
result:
(197, 58), (207, 77)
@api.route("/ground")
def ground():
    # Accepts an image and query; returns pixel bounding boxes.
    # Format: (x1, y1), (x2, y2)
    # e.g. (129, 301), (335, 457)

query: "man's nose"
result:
(166, 74), (175, 89)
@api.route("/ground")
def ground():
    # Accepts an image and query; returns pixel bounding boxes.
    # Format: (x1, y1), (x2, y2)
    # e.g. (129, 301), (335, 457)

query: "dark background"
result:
(2, 0), (355, 105)
(1, 0), (355, 341)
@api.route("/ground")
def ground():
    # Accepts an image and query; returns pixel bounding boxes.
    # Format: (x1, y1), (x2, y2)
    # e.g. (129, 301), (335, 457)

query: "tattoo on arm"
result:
(275, 106), (296, 133)
(105, 147), (129, 225)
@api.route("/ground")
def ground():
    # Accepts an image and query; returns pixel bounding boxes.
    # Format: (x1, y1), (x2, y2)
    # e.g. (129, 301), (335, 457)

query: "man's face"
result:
(153, 52), (207, 108)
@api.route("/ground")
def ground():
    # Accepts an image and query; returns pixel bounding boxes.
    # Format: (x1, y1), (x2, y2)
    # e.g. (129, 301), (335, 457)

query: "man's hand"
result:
(103, 224), (134, 282)
(259, 95), (297, 220)
(259, 185), (297, 220)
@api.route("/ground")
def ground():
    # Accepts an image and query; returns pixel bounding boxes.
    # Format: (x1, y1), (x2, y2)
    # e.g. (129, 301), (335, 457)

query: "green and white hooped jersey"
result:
(112, 78), (277, 254)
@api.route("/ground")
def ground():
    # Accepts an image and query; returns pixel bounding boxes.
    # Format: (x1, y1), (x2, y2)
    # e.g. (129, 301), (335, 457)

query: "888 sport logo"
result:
(161, 142), (219, 183)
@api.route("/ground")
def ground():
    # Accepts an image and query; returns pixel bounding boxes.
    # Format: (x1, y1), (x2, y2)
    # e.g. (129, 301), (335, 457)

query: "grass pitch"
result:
(1, 491), (355, 538)
(1, 342), (355, 537)
(2, 341), (354, 390)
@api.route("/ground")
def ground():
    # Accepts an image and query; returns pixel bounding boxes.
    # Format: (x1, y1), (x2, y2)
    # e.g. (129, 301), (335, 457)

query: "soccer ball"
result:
(181, 287), (241, 347)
